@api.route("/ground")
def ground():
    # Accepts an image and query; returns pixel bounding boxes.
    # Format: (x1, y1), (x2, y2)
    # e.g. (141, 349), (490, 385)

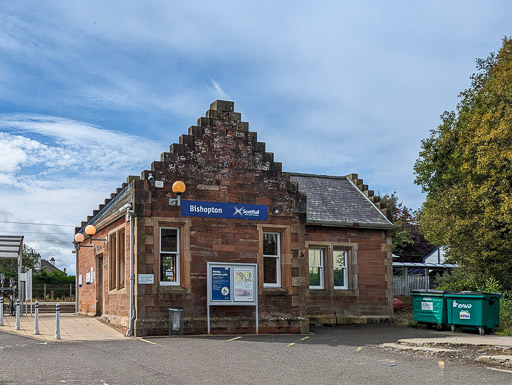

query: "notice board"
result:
(206, 262), (258, 333)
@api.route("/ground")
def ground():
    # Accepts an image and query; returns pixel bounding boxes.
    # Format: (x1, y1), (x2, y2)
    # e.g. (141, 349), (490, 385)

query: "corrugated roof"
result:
(288, 173), (393, 229)
(393, 262), (458, 269)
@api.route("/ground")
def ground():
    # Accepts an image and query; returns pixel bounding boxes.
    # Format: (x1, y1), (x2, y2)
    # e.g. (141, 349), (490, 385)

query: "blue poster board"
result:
(211, 267), (231, 301)
(181, 200), (268, 221)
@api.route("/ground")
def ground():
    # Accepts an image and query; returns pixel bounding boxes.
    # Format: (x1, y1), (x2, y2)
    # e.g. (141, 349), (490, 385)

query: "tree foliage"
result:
(0, 244), (40, 280)
(380, 192), (434, 261)
(414, 38), (512, 289)
(33, 269), (75, 285)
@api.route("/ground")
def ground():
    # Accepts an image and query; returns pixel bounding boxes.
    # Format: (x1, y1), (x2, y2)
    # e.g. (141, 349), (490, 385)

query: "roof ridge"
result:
(286, 172), (348, 180)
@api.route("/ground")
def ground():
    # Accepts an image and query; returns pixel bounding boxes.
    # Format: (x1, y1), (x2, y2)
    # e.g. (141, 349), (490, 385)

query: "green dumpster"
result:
(411, 289), (447, 330)
(445, 292), (501, 335)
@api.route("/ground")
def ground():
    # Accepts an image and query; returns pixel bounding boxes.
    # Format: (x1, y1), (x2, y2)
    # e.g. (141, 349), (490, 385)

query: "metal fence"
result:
(393, 275), (430, 296)
(32, 284), (75, 302)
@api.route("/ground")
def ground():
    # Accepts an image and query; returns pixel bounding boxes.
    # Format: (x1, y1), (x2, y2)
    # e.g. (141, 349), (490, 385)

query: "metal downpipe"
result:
(126, 211), (135, 337)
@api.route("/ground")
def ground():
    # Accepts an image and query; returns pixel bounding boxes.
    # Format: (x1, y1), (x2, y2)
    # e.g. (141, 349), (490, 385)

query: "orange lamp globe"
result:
(172, 181), (186, 194)
(85, 225), (97, 236)
(74, 233), (85, 243)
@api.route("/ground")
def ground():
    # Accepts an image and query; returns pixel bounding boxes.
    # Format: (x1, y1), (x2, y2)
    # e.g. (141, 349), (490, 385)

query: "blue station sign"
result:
(181, 200), (268, 221)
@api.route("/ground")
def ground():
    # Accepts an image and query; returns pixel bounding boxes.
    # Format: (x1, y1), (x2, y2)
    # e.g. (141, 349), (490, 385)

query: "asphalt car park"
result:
(2, 323), (512, 385)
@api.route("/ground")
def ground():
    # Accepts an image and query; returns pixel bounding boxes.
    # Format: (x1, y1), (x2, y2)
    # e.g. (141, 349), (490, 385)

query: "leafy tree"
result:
(0, 244), (40, 281)
(33, 269), (75, 285)
(414, 38), (512, 289)
(380, 192), (434, 261)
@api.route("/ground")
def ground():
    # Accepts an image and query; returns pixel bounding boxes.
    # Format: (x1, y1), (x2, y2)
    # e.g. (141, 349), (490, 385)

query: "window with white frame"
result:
(309, 248), (324, 289)
(333, 249), (348, 290)
(263, 232), (280, 287)
(160, 227), (180, 285)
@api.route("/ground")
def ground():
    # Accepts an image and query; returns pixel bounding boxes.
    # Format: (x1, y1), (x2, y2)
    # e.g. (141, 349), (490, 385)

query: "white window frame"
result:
(309, 248), (324, 289)
(160, 227), (180, 286)
(263, 232), (281, 288)
(333, 249), (348, 290)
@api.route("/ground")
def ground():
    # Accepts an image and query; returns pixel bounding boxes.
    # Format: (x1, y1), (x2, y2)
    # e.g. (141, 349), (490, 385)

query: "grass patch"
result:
(496, 296), (512, 335)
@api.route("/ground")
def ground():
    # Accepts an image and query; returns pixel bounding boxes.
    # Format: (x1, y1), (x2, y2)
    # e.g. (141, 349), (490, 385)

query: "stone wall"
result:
(304, 225), (393, 325)
(133, 100), (309, 336)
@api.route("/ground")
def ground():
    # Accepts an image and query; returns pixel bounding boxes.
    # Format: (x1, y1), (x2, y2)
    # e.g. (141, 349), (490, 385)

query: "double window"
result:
(333, 250), (348, 290)
(263, 232), (280, 287)
(308, 247), (349, 290)
(109, 228), (126, 290)
(308, 248), (324, 289)
(160, 227), (180, 285)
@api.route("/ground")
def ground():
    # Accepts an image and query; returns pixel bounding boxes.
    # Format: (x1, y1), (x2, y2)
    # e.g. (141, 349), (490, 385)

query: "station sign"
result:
(181, 200), (268, 221)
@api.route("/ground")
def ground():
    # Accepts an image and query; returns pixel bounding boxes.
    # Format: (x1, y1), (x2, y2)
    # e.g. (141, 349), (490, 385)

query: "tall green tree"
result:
(414, 38), (512, 289)
(0, 245), (40, 280)
(380, 192), (434, 261)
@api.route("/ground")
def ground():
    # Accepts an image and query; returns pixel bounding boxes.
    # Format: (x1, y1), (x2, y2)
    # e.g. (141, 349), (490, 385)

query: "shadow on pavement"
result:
(157, 324), (454, 347)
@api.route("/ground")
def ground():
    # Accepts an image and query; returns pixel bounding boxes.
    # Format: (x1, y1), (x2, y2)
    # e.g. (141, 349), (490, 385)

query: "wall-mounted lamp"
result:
(272, 207), (283, 215)
(74, 225), (108, 250)
(169, 181), (186, 206)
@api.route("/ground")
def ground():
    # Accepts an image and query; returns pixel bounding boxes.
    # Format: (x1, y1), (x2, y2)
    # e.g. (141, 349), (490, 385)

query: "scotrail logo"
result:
(452, 300), (472, 309)
(233, 206), (260, 217)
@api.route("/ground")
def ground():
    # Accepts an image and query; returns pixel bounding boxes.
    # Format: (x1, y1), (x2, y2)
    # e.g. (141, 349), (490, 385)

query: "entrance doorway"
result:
(96, 255), (104, 316)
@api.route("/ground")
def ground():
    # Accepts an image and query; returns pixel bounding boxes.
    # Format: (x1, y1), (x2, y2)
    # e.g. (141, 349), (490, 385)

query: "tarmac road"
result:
(1, 324), (512, 385)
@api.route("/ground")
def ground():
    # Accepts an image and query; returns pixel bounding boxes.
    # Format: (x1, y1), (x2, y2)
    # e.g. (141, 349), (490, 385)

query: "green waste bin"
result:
(445, 292), (501, 335)
(411, 289), (448, 330)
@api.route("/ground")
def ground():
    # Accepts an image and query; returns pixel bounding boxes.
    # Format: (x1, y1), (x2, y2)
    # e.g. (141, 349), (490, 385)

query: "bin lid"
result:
(169, 307), (184, 311)
(445, 291), (486, 297)
(411, 289), (445, 295)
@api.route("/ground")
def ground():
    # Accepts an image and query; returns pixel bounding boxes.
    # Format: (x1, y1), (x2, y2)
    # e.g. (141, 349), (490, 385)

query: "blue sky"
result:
(1, 1), (511, 274)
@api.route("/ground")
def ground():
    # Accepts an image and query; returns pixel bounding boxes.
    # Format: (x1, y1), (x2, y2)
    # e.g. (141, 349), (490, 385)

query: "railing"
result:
(32, 284), (75, 302)
(393, 275), (430, 296)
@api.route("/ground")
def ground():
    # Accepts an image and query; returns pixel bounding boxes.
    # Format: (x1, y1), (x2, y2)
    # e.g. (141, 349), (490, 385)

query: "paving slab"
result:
(381, 342), (461, 353)
(0, 313), (126, 342)
(398, 334), (512, 348)
(476, 355), (512, 367)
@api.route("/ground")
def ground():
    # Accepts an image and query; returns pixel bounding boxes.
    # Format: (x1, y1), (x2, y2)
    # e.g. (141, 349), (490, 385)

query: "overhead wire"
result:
(0, 220), (75, 227)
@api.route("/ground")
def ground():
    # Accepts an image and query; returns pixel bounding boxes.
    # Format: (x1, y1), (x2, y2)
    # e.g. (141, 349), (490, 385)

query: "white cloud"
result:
(0, 114), (166, 274)
(0, 115), (163, 184)
(210, 80), (230, 100)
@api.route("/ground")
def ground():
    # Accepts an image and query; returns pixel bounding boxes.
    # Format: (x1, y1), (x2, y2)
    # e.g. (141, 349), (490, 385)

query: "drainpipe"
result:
(75, 245), (79, 313)
(126, 207), (135, 337)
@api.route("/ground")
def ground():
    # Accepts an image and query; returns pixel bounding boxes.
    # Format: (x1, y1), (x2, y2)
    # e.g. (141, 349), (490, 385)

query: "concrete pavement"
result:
(398, 333), (512, 348)
(382, 330), (512, 369)
(0, 312), (125, 342)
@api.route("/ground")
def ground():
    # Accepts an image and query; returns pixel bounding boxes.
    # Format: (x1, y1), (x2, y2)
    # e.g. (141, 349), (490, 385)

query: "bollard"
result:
(15, 299), (20, 330)
(0, 297), (3, 326)
(55, 303), (61, 340)
(34, 301), (39, 335)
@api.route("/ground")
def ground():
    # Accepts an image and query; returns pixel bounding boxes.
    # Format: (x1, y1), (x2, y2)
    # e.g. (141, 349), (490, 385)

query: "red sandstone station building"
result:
(74, 100), (394, 336)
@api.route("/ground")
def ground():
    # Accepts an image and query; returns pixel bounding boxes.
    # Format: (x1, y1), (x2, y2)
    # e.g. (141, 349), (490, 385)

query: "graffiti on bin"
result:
(452, 300), (472, 309)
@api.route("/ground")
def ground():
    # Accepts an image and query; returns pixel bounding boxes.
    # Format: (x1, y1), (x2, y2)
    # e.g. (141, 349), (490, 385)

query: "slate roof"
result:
(78, 184), (132, 233)
(40, 259), (66, 274)
(288, 173), (393, 229)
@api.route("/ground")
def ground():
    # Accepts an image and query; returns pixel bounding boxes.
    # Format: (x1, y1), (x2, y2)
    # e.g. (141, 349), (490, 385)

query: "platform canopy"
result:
(0, 235), (24, 259)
